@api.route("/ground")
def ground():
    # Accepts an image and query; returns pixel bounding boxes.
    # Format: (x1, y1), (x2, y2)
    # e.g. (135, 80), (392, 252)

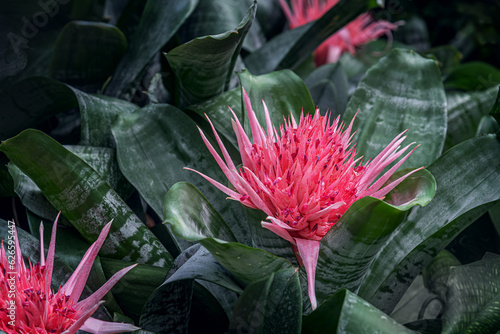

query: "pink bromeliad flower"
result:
(187, 90), (422, 310)
(279, 0), (401, 65)
(0, 214), (139, 333)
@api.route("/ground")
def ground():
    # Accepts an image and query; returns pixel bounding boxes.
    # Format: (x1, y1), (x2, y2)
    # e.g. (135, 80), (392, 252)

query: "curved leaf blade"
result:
(49, 21), (127, 86)
(442, 254), (500, 334)
(112, 104), (248, 249)
(344, 48), (447, 168)
(105, 0), (199, 99)
(0, 130), (171, 267)
(302, 289), (414, 334)
(238, 69), (315, 128)
(167, 1), (257, 107)
(359, 134), (500, 313)
(163, 182), (237, 243)
(315, 169), (436, 303)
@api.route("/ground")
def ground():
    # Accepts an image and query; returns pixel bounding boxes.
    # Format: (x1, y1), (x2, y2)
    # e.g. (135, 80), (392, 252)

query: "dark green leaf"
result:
(304, 63), (349, 117)
(8, 144), (134, 219)
(228, 274), (272, 334)
(0, 129), (171, 267)
(0, 168), (15, 197)
(49, 21), (127, 86)
(228, 270), (302, 334)
(245, 0), (377, 74)
(238, 69), (315, 132)
(65, 145), (134, 199)
(315, 168), (436, 303)
(164, 243), (242, 294)
(139, 279), (193, 334)
(163, 182), (237, 243)
(112, 103), (247, 250)
(302, 289), (414, 334)
(489, 87), (500, 127)
(344, 48), (447, 169)
(178, 0), (264, 52)
(442, 254), (500, 334)
(422, 250), (461, 300)
(185, 87), (242, 150)
(262, 269), (302, 334)
(422, 45), (462, 78)
(359, 134), (500, 313)
(75, 89), (138, 148)
(444, 62), (500, 91)
(105, 0), (199, 99)
(163, 199), (295, 287)
(0, 77), (77, 141)
(445, 86), (499, 149)
(101, 257), (168, 320)
(166, 1), (256, 107)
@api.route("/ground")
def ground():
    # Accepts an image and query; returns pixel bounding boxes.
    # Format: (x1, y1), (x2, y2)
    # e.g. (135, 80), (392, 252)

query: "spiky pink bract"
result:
(187, 90), (423, 309)
(0, 214), (139, 334)
(278, 0), (401, 65)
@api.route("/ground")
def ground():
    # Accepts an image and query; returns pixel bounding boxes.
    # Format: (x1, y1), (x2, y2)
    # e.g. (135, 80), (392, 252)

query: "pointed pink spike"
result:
(62, 221), (113, 304)
(44, 212), (61, 294)
(75, 264), (137, 313)
(39, 221), (45, 267)
(184, 167), (241, 199)
(0, 241), (7, 267)
(262, 100), (275, 141)
(370, 167), (424, 199)
(242, 88), (266, 146)
(261, 222), (296, 244)
(278, 0), (295, 22)
(196, 126), (243, 191)
(295, 238), (321, 310)
(205, 114), (239, 175)
(13, 224), (26, 276)
(80, 317), (140, 334)
(62, 301), (104, 334)
(365, 145), (418, 197)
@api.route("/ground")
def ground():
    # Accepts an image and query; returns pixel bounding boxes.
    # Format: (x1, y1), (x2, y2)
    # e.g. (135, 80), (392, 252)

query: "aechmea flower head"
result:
(279, 0), (402, 65)
(187, 90), (422, 310)
(1, 213), (139, 333)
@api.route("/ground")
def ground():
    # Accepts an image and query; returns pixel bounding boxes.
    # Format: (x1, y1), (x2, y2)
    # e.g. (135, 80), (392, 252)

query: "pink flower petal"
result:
(81, 317), (140, 334)
(295, 238), (321, 310)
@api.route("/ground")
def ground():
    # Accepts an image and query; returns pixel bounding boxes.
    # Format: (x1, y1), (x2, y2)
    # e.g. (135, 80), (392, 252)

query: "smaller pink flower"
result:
(1, 213), (140, 334)
(279, 0), (402, 65)
(187, 90), (422, 310)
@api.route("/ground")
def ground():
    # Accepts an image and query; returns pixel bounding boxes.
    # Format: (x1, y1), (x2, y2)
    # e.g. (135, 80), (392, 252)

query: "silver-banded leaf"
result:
(166, 0), (256, 107)
(75, 89), (138, 148)
(445, 85), (499, 150)
(8, 145), (134, 220)
(112, 104), (248, 249)
(315, 168), (436, 303)
(359, 134), (500, 313)
(0, 130), (171, 267)
(344, 48), (447, 169)
(422, 250), (461, 301)
(442, 253), (500, 334)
